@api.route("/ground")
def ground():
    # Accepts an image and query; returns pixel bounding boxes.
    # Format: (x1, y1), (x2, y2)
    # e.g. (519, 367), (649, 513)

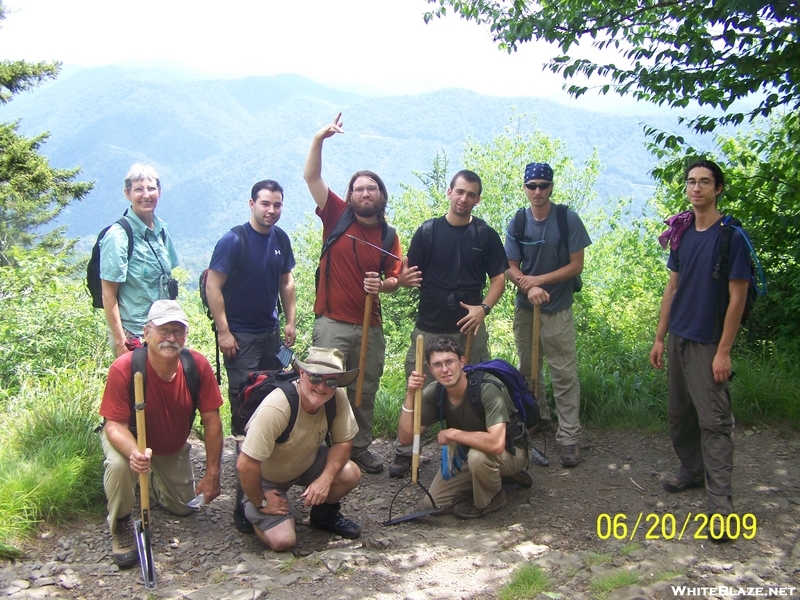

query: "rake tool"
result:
(133, 372), (157, 588)
(383, 334), (438, 525)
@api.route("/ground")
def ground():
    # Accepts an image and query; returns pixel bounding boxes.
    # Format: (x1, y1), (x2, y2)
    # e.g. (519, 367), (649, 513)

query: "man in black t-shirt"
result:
(389, 170), (508, 478)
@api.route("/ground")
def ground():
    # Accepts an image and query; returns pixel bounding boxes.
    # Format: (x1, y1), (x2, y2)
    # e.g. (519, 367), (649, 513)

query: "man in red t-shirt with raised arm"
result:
(303, 113), (418, 474)
(99, 300), (223, 568)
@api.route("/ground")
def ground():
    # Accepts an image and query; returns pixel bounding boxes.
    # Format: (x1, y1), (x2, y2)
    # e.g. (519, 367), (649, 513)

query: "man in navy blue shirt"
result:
(650, 159), (751, 518)
(206, 179), (296, 532)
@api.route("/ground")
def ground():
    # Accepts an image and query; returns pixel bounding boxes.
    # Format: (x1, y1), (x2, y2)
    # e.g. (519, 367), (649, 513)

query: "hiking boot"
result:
(233, 483), (254, 534)
(560, 444), (581, 468)
(309, 502), (361, 539)
(352, 450), (384, 474)
(453, 489), (507, 520)
(663, 476), (704, 493)
(502, 469), (533, 489)
(112, 515), (139, 568)
(389, 454), (412, 479)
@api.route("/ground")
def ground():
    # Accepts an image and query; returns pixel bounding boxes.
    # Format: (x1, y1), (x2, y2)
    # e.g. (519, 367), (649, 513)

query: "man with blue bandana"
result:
(505, 162), (591, 467)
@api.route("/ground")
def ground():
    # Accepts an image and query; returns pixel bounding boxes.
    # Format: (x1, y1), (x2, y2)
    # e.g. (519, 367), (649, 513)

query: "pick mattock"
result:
(133, 372), (157, 588)
(354, 291), (373, 408)
(383, 334), (438, 525)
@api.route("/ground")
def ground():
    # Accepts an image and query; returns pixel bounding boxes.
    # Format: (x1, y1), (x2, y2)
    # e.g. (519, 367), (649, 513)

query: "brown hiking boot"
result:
(352, 450), (384, 474)
(389, 454), (412, 478)
(560, 444), (581, 468)
(453, 489), (507, 520)
(111, 515), (138, 568)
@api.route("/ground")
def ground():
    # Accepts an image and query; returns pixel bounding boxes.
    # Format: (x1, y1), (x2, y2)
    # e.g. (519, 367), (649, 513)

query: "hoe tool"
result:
(133, 372), (157, 588)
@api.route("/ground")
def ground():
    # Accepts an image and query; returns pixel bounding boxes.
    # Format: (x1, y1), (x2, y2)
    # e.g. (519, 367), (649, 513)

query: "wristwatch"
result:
(480, 303), (492, 315)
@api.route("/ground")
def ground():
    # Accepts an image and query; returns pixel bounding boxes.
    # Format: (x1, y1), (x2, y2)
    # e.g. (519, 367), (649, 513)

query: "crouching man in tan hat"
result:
(236, 347), (362, 550)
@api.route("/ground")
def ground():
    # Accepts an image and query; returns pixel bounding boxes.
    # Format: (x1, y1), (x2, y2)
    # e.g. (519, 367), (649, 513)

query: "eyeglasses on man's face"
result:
(429, 358), (460, 372)
(352, 185), (379, 195)
(306, 372), (341, 389)
(685, 178), (715, 188)
(152, 326), (187, 340)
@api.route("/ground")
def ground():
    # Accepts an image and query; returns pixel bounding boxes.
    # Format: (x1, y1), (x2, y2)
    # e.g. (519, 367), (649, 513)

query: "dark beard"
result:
(351, 198), (385, 219)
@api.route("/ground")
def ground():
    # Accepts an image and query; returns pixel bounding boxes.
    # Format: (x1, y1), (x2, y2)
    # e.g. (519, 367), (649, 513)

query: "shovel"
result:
(383, 334), (439, 525)
(354, 292), (373, 408)
(133, 372), (157, 588)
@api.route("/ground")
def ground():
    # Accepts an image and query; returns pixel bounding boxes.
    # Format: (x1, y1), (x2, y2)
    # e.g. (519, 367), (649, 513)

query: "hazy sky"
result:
(0, 0), (632, 107)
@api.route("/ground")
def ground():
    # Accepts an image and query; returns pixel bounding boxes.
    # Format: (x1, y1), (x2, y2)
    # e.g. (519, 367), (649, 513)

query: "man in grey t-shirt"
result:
(504, 162), (591, 467)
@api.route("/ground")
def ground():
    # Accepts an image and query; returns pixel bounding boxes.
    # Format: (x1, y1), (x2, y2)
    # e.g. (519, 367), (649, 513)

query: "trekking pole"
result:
(530, 304), (541, 395)
(355, 292), (373, 408)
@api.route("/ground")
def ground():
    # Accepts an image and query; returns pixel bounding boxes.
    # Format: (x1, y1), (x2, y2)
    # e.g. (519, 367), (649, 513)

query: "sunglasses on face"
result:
(306, 373), (341, 389)
(525, 182), (552, 191)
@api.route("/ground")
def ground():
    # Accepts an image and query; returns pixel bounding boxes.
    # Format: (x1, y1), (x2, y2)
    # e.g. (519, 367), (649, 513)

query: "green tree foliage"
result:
(424, 0), (800, 133)
(0, 3), (93, 266)
(651, 111), (800, 343)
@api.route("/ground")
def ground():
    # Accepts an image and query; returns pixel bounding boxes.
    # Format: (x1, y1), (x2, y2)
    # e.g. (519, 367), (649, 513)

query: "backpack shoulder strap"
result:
(275, 381), (301, 443)
(320, 206), (356, 259)
(128, 347), (148, 430)
(229, 224), (250, 277)
(323, 397), (337, 447)
(513, 207), (527, 253)
(179, 349), (200, 414)
(555, 203), (570, 257)
(116, 216), (134, 260)
(466, 369), (488, 422)
(379, 222), (397, 275)
(420, 218), (437, 270)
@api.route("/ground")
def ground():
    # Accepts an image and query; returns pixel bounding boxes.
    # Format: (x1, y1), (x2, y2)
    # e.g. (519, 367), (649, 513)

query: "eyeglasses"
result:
(306, 373), (341, 389)
(352, 185), (379, 194)
(152, 326), (187, 340)
(131, 186), (159, 195)
(524, 182), (552, 191)
(429, 358), (459, 372)
(685, 178), (715, 188)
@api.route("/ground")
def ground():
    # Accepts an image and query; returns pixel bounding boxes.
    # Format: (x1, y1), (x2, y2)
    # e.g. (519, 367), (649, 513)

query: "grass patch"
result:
(590, 570), (640, 599)
(498, 564), (550, 600)
(585, 551), (612, 566)
(620, 542), (640, 556)
(652, 569), (684, 581)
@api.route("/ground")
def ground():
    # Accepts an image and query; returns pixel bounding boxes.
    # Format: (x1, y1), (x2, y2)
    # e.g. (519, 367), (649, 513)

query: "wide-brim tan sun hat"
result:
(293, 347), (359, 387)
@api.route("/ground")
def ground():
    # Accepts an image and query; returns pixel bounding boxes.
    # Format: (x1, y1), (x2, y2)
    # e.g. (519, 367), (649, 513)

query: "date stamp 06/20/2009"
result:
(595, 512), (757, 541)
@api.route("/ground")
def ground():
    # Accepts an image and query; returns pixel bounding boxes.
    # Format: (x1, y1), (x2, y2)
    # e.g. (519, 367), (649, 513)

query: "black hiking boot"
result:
(309, 502), (361, 539)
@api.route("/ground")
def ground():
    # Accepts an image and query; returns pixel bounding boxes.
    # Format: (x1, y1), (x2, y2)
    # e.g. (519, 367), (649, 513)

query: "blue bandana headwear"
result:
(524, 162), (553, 182)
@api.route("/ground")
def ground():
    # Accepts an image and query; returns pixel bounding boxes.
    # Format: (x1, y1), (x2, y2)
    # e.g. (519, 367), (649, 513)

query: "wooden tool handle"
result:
(531, 304), (541, 395)
(464, 329), (475, 364)
(411, 334), (424, 485)
(354, 293), (373, 408)
(134, 372), (150, 513)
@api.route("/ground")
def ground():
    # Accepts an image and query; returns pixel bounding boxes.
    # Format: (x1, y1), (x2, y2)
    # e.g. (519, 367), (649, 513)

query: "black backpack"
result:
(232, 369), (336, 443)
(127, 346), (200, 436)
(315, 206), (396, 308)
(512, 204), (582, 293)
(712, 216), (766, 338)
(437, 359), (539, 455)
(86, 215), (133, 309)
(199, 225), (290, 383)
